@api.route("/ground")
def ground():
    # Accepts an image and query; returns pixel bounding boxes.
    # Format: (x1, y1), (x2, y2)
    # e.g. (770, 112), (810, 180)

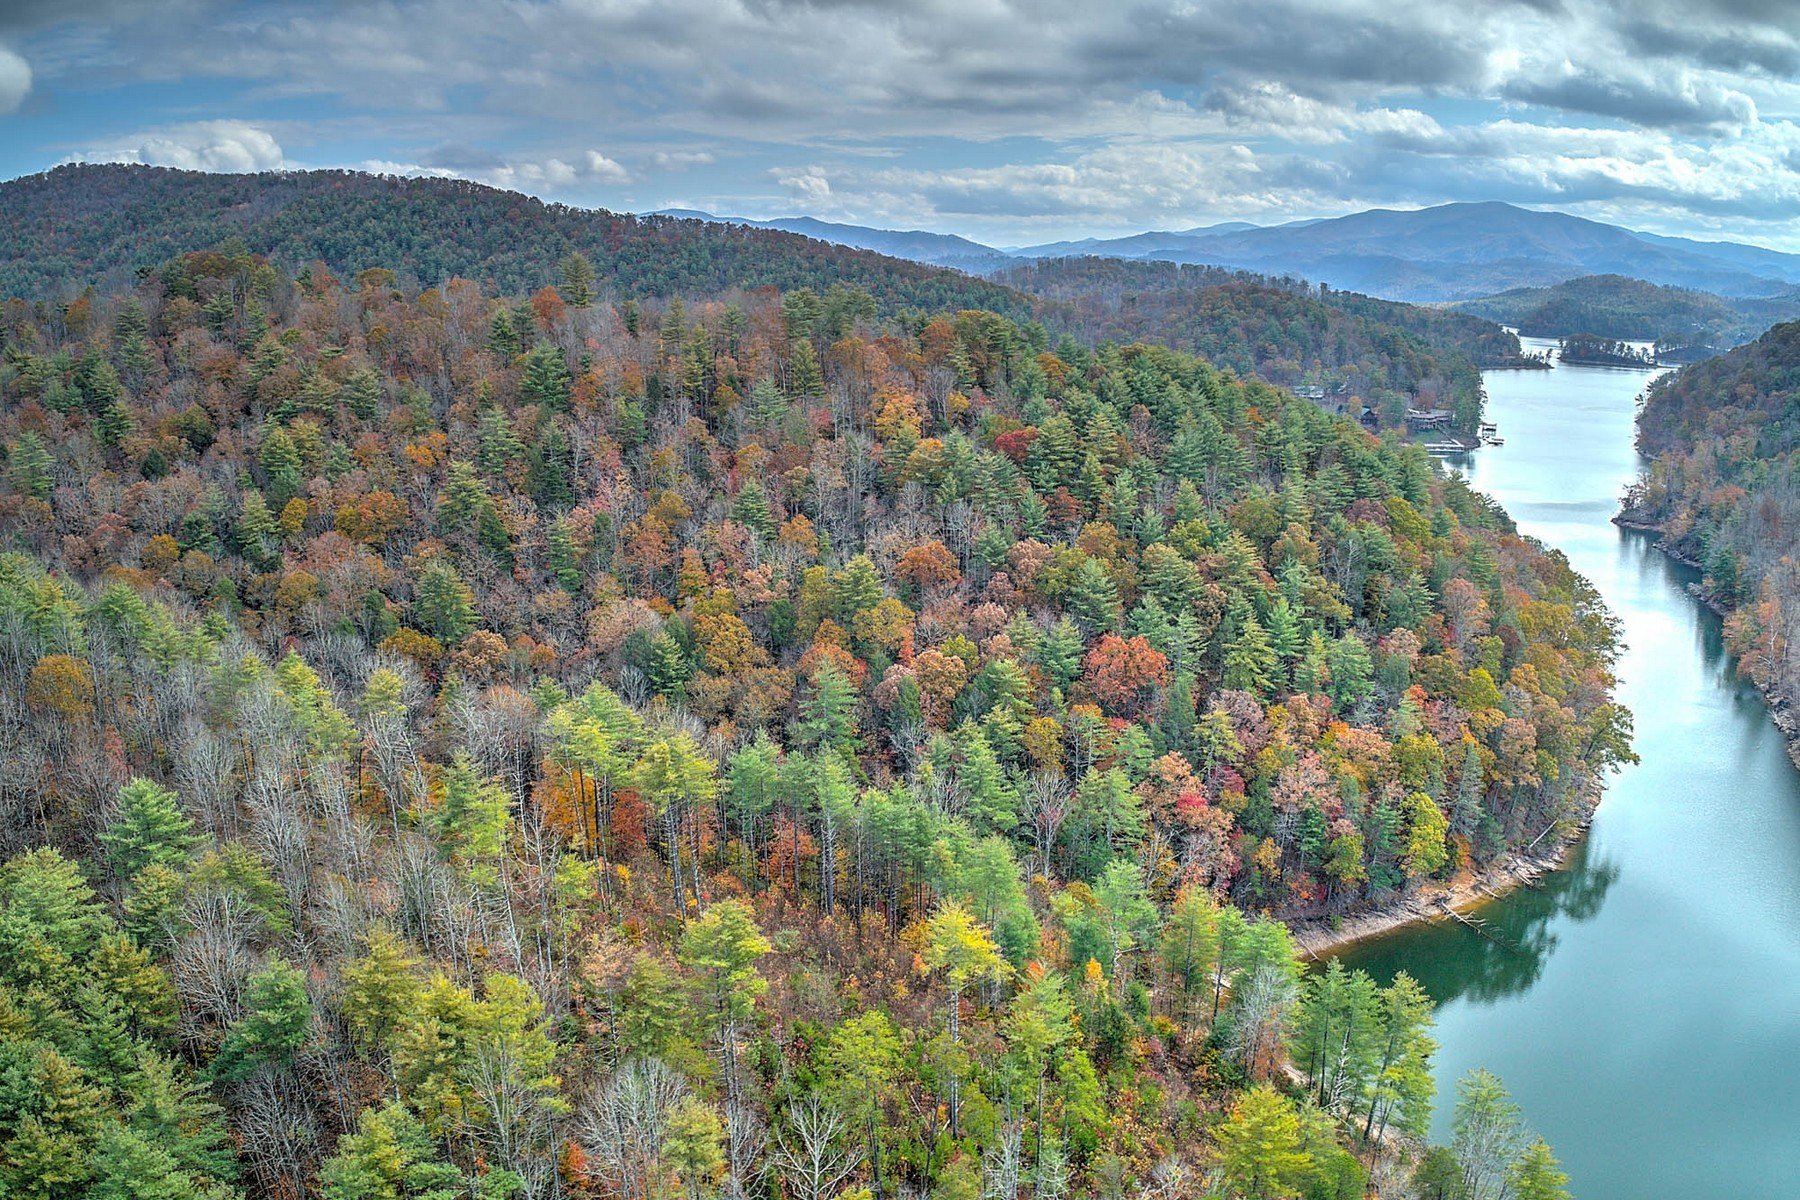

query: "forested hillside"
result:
(1454, 274), (1800, 353)
(1626, 320), (1800, 712)
(0, 164), (1030, 319)
(5, 167), (1522, 436)
(998, 258), (1528, 431)
(0, 249), (1609, 1197)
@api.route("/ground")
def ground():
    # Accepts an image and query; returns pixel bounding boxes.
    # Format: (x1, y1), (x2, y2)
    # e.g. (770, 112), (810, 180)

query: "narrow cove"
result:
(1334, 338), (1800, 1198)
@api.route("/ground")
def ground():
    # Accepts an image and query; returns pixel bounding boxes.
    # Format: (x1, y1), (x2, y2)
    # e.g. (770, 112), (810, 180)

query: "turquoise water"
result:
(1335, 339), (1800, 1196)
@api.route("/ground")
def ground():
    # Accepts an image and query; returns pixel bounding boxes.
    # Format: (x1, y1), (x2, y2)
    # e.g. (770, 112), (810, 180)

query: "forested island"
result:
(0, 218), (1623, 1197)
(1554, 335), (1658, 368)
(1625, 319), (1800, 753)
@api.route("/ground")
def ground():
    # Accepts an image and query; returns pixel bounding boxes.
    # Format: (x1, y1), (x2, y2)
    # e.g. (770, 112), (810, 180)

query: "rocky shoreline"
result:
(1286, 815), (1592, 960)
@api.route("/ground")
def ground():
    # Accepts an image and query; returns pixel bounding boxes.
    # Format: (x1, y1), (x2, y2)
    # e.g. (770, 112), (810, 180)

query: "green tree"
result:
(645, 629), (692, 703)
(1223, 597), (1278, 695)
(635, 733), (718, 910)
(1451, 1069), (1526, 1200)
(430, 755), (512, 886)
(274, 650), (357, 760)
(88, 1123), (202, 1200)
(101, 778), (200, 881)
(258, 427), (303, 506)
(462, 974), (565, 1176)
(7, 431), (53, 499)
(678, 900), (769, 1105)
(822, 1010), (902, 1193)
(415, 560), (477, 642)
(212, 959), (312, 1082)
(320, 1101), (463, 1200)
(798, 658), (858, 755)
(1086, 858), (1157, 987)
(1292, 958), (1380, 1115)
(342, 928), (424, 1062)
(519, 341), (571, 411)
(1064, 558), (1120, 634)
(1214, 1086), (1314, 1200)
(0, 847), (111, 988)
(921, 900), (1006, 1133)
(1402, 791), (1451, 879)
(663, 1096), (725, 1200)
(559, 251), (596, 308)
(1158, 885), (1220, 1026)
(1361, 971), (1437, 1142)
(1508, 1140), (1572, 1200)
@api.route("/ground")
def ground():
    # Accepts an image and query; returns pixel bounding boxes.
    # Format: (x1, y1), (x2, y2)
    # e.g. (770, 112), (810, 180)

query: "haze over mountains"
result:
(671, 201), (1800, 304)
(653, 209), (1009, 271)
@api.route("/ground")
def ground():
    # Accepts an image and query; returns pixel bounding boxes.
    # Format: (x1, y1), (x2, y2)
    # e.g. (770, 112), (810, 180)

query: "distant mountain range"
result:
(663, 201), (1800, 304)
(651, 209), (1010, 271)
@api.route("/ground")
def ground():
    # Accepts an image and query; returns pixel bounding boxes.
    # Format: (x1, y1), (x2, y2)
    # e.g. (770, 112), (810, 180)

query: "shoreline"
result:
(1615, 514), (1800, 769)
(1286, 814), (1592, 959)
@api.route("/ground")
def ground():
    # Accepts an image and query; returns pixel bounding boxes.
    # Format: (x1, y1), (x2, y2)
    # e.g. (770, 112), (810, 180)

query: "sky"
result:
(4, 0), (1800, 248)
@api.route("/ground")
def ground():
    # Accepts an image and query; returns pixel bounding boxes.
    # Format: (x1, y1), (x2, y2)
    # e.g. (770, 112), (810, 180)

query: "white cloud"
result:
(72, 119), (286, 172)
(583, 150), (630, 183)
(773, 165), (831, 202)
(651, 149), (715, 170)
(0, 43), (31, 113)
(358, 148), (630, 193)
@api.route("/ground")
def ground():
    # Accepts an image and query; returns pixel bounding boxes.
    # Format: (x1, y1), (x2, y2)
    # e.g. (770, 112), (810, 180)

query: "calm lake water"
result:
(1335, 337), (1800, 1197)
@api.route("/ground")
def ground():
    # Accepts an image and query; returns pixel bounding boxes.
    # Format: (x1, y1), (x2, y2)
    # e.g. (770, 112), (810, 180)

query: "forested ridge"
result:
(1627, 320), (1800, 715)
(0, 164), (1032, 320)
(996, 259), (1526, 433)
(6, 166), (1531, 440)
(0, 244), (1619, 1198)
(1454, 274), (1800, 353)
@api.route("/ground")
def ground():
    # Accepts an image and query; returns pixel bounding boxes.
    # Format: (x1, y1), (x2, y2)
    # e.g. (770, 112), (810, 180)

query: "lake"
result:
(1334, 337), (1800, 1196)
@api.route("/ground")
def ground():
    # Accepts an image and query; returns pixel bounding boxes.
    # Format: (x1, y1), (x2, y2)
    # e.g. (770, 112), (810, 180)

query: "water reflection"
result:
(1334, 845), (1620, 1007)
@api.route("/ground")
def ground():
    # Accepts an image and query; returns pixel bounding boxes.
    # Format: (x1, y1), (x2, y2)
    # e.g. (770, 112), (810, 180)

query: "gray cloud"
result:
(12, 0), (1800, 244)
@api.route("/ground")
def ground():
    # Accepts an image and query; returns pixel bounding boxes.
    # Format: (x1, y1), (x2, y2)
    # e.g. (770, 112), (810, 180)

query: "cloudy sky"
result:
(4, 0), (1800, 247)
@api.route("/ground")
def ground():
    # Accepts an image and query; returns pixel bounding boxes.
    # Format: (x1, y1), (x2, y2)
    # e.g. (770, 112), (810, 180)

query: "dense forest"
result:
(995, 259), (1527, 432)
(1455, 274), (1800, 355)
(1626, 319), (1800, 716)
(0, 245), (1619, 1198)
(2, 167), (1535, 443)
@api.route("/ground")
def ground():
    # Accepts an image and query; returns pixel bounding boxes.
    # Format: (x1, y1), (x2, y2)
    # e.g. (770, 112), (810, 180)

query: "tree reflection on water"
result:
(1327, 838), (1621, 1006)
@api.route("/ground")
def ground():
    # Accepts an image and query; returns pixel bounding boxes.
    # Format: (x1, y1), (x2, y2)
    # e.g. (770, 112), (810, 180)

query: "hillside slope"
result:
(1001, 256), (1529, 430)
(1627, 321), (1800, 711)
(0, 164), (1030, 317)
(0, 246), (1619, 1197)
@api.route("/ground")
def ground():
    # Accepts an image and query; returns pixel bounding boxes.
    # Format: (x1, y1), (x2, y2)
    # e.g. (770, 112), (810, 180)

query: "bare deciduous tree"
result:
(769, 1094), (862, 1200)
